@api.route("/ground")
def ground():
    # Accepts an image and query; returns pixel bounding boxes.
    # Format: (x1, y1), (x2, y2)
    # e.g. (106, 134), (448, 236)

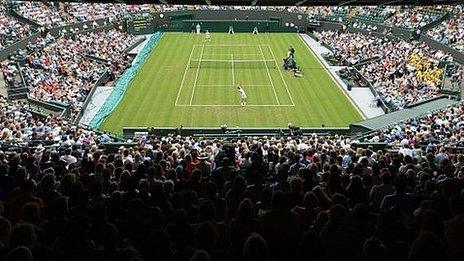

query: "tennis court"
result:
(175, 44), (294, 106)
(101, 33), (363, 132)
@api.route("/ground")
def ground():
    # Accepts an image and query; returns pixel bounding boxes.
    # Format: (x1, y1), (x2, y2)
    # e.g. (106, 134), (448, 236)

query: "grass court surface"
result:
(101, 33), (363, 133)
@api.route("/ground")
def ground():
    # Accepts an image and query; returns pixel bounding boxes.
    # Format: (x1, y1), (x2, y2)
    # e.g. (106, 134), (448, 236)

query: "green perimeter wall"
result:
(126, 10), (306, 34)
(178, 20), (297, 33)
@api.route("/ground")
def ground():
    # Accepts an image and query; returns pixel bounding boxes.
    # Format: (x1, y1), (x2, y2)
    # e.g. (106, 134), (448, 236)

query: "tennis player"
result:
(252, 26), (259, 35)
(205, 30), (211, 42)
(237, 85), (247, 106)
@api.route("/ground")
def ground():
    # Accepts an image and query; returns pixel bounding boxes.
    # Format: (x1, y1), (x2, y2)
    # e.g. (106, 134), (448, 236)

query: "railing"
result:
(27, 97), (70, 118)
(403, 95), (447, 108)
(420, 12), (451, 32)
(123, 37), (147, 53)
(419, 34), (464, 65)
(122, 126), (351, 140)
(7, 6), (42, 29)
(353, 56), (380, 67)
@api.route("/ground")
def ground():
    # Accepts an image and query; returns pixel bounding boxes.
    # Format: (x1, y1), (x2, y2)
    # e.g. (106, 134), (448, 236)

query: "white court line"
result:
(190, 59), (274, 63)
(194, 44), (271, 47)
(259, 45), (280, 105)
(175, 45), (195, 106)
(176, 104), (295, 107)
(202, 53), (262, 56)
(231, 54), (235, 86)
(267, 45), (295, 106)
(196, 84), (272, 87)
(189, 44), (205, 106)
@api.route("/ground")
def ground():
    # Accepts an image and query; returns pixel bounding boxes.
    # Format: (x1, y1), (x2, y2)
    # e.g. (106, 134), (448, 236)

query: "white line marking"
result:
(259, 45), (280, 105)
(196, 84), (272, 87)
(267, 45), (295, 106)
(194, 44), (271, 47)
(190, 59), (275, 63)
(231, 54), (235, 87)
(176, 104), (295, 107)
(189, 44), (205, 106)
(202, 53), (263, 56)
(175, 45), (195, 106)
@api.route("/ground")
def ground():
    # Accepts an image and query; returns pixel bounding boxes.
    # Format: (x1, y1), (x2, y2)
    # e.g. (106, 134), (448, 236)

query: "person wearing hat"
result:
(196, 152), (212, 178)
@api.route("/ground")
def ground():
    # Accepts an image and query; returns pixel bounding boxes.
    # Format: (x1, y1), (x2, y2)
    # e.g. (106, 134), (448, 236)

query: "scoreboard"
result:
(126, 15), (155, 35)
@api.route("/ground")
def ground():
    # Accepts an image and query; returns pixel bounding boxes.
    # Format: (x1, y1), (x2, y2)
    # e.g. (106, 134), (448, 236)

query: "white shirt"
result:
(238, 88), (247, 99)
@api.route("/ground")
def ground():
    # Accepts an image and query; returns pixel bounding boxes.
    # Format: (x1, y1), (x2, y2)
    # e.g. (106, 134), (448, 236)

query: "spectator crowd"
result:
(367, 103), (464, 148)
(314, 31), (386, 65)
(315, 30), (455, 110)
(0, 93), (463, 260)
(305, 5), (449, 29)
(13, 1), (151, 28)
(427, 6), (464, 53)
(0, 4), (463, 260)
(0, 1), (32, 51)
(1, 29), (138, 116)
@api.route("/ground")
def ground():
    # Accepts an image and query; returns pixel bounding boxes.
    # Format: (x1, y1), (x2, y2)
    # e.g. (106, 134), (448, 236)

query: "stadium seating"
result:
(427, 5), (464, 52)
(3, 30), (138, 113)
(0, 2), (463, 261)
(0, 1), (32, 51)
(314, 30), (452, 110)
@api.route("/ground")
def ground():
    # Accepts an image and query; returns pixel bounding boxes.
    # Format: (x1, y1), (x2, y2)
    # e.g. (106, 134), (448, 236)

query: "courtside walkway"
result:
(299, 34), (384, 119)
(79, 86), (113, 126)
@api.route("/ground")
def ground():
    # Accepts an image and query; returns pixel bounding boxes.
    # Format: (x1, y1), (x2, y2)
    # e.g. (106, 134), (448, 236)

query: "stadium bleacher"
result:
(0, 1), (463, 261)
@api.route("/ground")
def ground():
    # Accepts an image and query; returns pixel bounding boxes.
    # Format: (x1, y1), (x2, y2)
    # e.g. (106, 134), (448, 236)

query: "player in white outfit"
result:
(205, 30), (211, 42)
(237, 85), (247, 106)
(252, 26), (259, 34)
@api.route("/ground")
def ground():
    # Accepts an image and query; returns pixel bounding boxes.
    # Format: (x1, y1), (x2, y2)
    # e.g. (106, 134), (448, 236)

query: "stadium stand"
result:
(4, 30), (138, 115)
(0, 0), (32, 51)
(314, 30), (452, 110)
(0, 1), (463, 261)
(304, 5), (451, 29)
(12, 1), (151, 28)
(427, 5), (464, 52)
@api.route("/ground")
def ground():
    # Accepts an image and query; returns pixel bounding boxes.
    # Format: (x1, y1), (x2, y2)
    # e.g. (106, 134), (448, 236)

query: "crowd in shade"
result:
(313, 31), (386, 65)
(315, 30), (451, 110)
(4, 29), (138, 113)
(0, 1), (32, 51)
(0, 94), (463, 260)
(427, 6), (464, 53)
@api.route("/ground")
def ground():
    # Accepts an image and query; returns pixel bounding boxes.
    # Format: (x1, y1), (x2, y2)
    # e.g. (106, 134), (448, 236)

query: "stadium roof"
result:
(40, 0), (464, 6)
